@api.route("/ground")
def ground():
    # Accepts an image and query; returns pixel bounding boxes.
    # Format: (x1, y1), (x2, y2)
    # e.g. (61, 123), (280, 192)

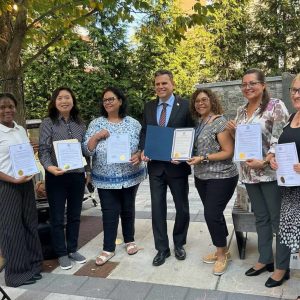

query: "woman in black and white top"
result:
(0, 93), (43, 287)
(188, 88), (238, 276)
(39, 87), (88, 270)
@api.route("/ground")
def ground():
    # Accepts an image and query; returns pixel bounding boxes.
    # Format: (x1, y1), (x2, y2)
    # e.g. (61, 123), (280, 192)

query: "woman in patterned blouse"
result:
(188, 88), (238, 276)
(227, 69), (290, 288)
(83, 87), (146, 266)
(39, 87), (88, 270)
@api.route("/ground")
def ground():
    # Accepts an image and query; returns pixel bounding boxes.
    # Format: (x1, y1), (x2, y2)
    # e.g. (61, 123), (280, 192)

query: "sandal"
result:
(95, 251), (115, 266)
(125, 242), (139, 255)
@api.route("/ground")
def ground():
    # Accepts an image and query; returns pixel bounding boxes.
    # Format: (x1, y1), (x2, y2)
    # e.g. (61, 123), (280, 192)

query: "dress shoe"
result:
(245, 262), (274, 276)
(152, 249), (171, 266)
(174, 246), (186, 260)
(265, 269), (290, 288)
(33, 273), (42, 280)
(21, 278), (36, 286)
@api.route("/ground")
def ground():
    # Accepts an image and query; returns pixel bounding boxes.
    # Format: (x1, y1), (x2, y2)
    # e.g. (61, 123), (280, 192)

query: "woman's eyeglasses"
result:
(102, 97), (117, 104)
(195, 98), (210, 104)
(240, 81), (262, 89)
(290, 88), (300, 95)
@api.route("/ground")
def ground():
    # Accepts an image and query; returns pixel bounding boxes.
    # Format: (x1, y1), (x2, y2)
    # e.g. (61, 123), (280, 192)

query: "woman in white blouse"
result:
(0, 93), (43, 287)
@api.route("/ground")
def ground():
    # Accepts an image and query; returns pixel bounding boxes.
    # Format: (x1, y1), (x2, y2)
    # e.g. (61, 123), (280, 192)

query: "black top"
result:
(278, 113), (300, 158)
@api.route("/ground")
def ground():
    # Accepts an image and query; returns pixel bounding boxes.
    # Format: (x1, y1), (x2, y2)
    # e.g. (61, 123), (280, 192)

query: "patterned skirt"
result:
(279, 186), (300, 252)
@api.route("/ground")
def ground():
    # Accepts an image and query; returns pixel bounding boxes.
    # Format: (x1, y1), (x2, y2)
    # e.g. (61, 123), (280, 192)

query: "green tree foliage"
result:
(245, 0), (300, 74)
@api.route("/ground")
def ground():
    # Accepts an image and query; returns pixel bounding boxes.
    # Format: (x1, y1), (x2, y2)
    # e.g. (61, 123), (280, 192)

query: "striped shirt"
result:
(193, 116), (238, 180)
(38, 116), (88, 173)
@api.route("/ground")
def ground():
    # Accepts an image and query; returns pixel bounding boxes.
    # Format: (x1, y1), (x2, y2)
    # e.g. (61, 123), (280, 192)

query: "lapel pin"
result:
(177, 103), (179, 106)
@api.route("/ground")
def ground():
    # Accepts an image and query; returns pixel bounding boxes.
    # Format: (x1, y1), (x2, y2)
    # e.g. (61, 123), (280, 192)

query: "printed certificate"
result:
(275, 142), (300, 186)
(9, 143), (39, 178)
(171, 128), (195, 160)
(56, 142), (84, 171)
(234, 123), (263, 161)
(107, 133), (130, 164)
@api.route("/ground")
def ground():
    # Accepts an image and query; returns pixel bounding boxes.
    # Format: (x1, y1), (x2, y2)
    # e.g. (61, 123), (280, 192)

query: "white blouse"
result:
(0, 122), (29, 177)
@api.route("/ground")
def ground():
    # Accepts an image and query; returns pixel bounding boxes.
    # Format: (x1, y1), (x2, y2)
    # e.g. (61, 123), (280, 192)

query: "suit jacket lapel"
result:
(152, 100), (159, 125)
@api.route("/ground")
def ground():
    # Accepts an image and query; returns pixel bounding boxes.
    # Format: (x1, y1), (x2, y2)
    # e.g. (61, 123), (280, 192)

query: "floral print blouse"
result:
(235, 98), (289, 184)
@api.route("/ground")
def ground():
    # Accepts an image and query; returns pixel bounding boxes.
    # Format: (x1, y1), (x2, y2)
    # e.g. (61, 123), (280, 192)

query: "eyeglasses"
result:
(102, 97), (117, 104)
(240, 81), (262, 89)
(290, 88), (300, 95)
(195, 97), (210, 104)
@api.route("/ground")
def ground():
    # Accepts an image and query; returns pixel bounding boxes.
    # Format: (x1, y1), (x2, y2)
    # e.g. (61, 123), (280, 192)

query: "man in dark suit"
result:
(140, 69), (194, 266)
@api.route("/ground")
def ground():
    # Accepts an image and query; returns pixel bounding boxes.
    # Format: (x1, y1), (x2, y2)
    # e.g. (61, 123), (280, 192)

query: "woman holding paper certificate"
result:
(83, 87), (146, 266)
(39, 87), (87, 270)
(187, 88), (238, 276)
(227, 68), (290, 288)
(270, 74), (300, 280)
(0, 93), (43, 287)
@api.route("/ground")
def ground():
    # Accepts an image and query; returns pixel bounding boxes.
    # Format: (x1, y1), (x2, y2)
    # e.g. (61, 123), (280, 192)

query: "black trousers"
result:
(0, 180), (43, 287)
(98, 184), (139, 252)
(195, 175), (238, 247)
(149, 173), (190, 251)
(45, 171), (85, 257)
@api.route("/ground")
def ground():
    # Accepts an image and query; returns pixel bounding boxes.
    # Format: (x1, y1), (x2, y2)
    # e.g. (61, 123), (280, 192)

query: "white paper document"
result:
(9, 143), (39, 178)
(275, 142), (300, 186)
(234, 123), (263, 161)
(171, 128), (195, 160)
(56, 142), (84, 171)
(107, 133), (131, 164)
(53, 139), (87, 166)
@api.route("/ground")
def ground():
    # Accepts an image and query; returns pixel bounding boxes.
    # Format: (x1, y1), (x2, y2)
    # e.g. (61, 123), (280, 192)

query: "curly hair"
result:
(190, 88), (223, 120)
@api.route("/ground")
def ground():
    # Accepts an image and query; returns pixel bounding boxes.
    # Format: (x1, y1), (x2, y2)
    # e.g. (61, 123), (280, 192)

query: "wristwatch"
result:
(202, 154), (210, 163)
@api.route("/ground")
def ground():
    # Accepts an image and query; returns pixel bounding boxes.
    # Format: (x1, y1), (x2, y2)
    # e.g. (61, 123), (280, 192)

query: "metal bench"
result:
(232, 184), (256, 259)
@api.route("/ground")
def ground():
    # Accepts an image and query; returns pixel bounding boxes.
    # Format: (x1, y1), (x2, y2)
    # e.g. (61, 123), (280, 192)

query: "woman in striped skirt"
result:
(0, 93), (43, 287)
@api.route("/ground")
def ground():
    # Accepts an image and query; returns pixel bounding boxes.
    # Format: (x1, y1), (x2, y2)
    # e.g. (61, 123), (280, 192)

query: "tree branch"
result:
(22, 8), (97, 72)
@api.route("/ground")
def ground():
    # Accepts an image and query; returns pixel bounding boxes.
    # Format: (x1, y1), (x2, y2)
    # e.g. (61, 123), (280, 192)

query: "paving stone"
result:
(76, 277), (120, 298)
(43, 274), (88, 294)
(185, 288), (227, 300)
(22, 273), (58, 291)
(107, 280), (152, 300)
(136, 211), (152, 219)
(145, 284), (188, 300)
(16, 289), (50, 300)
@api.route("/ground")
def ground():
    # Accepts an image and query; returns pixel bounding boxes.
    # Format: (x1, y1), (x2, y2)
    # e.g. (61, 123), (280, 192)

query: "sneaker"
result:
(202, 251), (231, 264)
(213, 257), (229, 276)
(58, 255), (72, 270)
(69, 252), (87, 264)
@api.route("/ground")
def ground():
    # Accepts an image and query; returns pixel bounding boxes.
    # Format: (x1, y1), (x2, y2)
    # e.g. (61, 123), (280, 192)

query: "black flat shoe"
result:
(21, 278), (36, 286)
(265, 269), (290, 288)
(152, 249), (171, 266)
(245, 262), (274, 276)
(32, 273), (42, 280)
(174, 246), (186, 260)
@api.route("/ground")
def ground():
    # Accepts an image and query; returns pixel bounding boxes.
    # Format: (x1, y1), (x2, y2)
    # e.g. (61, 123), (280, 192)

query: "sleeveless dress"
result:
(278, 113), (300, 252)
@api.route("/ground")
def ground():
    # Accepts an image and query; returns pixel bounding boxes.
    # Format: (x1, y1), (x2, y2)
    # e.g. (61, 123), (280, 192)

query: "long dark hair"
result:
(190, 88), (223, 120)
(0, 93), (17, 107)
(100, 87), (127, 118)
(48, 87), (82, 123)
(243, 68), (270, 116)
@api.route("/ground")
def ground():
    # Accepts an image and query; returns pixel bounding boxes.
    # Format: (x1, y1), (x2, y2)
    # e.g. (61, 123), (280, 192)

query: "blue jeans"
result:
(45, 171), (85, 257)
(98, 184), (139, 252)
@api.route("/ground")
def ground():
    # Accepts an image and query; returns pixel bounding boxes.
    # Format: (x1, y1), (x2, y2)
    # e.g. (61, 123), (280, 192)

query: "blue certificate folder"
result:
(144, 125), (175, 161)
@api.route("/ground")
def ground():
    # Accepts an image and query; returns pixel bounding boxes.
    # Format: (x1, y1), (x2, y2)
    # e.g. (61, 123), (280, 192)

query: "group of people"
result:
(0, 69), (299, 298)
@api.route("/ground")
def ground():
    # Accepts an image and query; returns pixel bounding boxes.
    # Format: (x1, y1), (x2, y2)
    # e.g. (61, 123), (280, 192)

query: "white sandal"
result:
(95, 251), (115, 266)
(125, 242), (139, 255)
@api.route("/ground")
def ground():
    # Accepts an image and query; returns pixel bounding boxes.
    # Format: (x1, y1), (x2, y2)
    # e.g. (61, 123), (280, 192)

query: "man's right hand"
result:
(141, 150), (150, 162)
(47, 166), (66, 176)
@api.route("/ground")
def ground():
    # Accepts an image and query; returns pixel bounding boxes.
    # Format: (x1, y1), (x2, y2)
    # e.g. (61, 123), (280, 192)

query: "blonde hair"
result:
(291, 74), (300, 88)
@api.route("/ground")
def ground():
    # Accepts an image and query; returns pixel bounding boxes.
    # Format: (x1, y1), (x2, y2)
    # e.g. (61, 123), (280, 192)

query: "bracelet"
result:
(202, 154), (209, 163)
(262, 160), (270, 168)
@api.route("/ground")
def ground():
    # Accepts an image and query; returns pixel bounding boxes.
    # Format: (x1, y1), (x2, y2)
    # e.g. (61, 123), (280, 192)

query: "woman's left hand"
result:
(245, 159), (265, 169)
(293, 163), (300, 173)
(130, 151), (141, 166)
